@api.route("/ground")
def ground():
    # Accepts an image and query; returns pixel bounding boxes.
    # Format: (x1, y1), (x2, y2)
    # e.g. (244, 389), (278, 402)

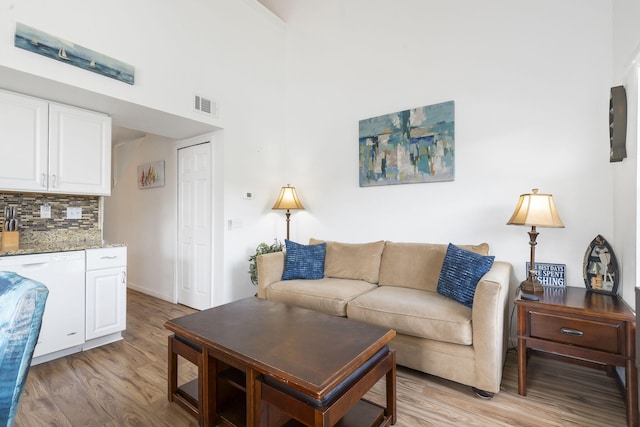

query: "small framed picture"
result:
(137, 160), (165, 189)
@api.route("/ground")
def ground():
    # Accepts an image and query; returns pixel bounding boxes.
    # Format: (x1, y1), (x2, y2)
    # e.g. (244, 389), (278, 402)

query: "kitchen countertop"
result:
(0, 240), (125, 257)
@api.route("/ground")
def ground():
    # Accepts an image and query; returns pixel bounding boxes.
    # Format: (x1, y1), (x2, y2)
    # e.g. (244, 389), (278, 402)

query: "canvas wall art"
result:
(14, 22), (135, 85)
(137, 161), (165, 189)
(359, 101), (454, 186)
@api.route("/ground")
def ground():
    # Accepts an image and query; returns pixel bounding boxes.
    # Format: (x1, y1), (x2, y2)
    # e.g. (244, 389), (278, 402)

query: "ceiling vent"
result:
(194, 94), (218, 118)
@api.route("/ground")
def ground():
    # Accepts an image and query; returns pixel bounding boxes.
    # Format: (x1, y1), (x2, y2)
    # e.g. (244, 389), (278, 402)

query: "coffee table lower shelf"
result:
(216, 365), (392, 427)
(280, 399), (391, 427)
(213, 398), (390, 427)
(173, 379), (199, 417)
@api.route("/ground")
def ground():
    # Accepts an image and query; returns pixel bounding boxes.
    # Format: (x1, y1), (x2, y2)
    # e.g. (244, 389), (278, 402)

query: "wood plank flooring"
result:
(15, 290), (628, 426)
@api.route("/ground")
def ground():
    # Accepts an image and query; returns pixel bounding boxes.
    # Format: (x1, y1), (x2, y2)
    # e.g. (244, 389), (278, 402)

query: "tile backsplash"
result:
(0, 192), (101, 243)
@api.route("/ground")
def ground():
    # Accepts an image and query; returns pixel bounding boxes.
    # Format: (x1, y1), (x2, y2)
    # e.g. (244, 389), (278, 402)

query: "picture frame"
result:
(137, 160), (165, 189)
(358, 101), (455, 186)
(14, 22), (135, 85)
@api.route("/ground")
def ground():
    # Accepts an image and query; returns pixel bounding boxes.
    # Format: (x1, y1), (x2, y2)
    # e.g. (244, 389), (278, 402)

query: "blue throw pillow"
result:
(436, 243), (495, 308)
(281, 240), (326, 280)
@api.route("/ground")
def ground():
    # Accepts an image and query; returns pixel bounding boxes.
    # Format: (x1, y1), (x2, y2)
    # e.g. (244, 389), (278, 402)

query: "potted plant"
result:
(248, 239), (284, 286)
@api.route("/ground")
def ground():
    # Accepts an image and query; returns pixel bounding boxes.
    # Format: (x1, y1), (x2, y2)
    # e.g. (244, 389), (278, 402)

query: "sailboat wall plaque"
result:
(14, 22), (134, 85)
(582, 234), (619, 295)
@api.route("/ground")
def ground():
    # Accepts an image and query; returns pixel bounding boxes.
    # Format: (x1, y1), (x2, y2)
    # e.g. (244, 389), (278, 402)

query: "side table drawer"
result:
(530, 311), (623, 353)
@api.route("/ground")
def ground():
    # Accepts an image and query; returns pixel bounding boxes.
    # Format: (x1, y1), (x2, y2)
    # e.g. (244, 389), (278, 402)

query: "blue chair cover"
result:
(0, 272), (49, 427)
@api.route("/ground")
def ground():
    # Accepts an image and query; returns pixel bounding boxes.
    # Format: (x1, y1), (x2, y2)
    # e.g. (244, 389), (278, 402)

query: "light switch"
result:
(40, 205), (51, 219)
(67, 207), (82, 219)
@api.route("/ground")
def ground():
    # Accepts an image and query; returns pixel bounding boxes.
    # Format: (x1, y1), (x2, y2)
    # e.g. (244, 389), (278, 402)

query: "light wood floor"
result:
(15, 290), (628, 426)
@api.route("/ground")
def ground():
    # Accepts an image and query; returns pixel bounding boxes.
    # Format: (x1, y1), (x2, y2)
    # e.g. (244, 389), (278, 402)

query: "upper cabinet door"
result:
(49, 103), (112, 196)
(0, 90), (49, 192)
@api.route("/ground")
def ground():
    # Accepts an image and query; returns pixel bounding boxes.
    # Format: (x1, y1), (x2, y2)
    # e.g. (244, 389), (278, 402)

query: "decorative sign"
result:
(525, 262), (566, 288)
(583, 234), (619, 295)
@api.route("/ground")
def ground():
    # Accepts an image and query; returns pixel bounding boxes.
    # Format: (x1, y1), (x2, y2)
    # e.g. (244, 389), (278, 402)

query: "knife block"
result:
(1, 230), (19, 250)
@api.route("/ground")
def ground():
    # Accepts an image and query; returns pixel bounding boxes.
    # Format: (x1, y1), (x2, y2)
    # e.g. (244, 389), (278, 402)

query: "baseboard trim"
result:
(127, 282), (172, 302)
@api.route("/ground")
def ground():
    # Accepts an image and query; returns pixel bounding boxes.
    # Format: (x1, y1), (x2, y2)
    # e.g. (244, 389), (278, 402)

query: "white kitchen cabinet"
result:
(49, 103), (111, 195)
(0, 251), (85, 361)
(85, 246), (127, 344)
(0, 89), (112, 196)
(0, 89), (49, 192)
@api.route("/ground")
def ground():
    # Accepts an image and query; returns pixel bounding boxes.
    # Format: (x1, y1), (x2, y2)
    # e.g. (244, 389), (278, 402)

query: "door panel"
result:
(177, 143), (212, 310)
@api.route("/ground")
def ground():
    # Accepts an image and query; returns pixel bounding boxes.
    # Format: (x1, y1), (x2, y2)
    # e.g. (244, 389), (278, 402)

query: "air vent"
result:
(194, 94), (218, 118)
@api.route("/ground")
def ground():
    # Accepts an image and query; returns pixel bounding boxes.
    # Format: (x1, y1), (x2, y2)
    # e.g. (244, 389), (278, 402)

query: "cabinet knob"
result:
(560, 327), (584, 337)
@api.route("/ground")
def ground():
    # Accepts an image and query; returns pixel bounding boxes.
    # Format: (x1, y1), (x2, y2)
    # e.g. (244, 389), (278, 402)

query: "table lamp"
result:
(272, 184), (304, 240)
(507, 188), (565, 294)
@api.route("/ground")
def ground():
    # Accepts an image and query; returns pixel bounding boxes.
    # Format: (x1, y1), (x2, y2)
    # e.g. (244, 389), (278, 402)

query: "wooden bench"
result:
(255, 347), (396, 427)
(168, 334), (203, 422)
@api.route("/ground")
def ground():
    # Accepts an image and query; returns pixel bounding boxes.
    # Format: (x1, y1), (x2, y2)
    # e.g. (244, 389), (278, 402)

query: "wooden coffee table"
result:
(164, 297), (396, 427)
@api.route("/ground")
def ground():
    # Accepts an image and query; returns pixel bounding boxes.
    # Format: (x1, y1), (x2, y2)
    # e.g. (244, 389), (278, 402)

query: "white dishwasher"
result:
(0, 251), (85, 360)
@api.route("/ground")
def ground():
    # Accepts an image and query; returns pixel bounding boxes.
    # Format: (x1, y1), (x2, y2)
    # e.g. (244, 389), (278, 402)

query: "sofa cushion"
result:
(310, 238), (385, 284)
(378, 242), (489, 292)
(282, 240), (326, 280)
(266, 278), (378, 317)
(347, 286), (473, 345)
(436, 243), (495, 308)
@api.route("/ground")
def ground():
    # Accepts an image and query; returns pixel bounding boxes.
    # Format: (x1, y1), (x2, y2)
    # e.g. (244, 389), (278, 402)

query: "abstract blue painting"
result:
(359, 101), (454, 186)
(14, 22), (135, 85)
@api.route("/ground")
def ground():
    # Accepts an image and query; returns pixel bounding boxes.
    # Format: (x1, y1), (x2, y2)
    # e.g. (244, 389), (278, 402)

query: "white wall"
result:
(6, 0), (639, 308)
(1, 0), (288, 304)
(105, 135), (178, 301)
(0, 0), (283, 129)
(614, 0), (640, 82)
(280, 0), (614, 299)
(613, 0), (640, 307)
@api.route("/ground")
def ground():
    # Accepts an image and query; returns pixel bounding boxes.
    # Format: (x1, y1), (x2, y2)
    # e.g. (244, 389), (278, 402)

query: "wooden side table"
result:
(516, 287), (638, 427)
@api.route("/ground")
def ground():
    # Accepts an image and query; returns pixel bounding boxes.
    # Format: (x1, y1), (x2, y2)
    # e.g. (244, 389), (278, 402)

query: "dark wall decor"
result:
(583, 234), (619, 295)
(609, 85), (627, 162)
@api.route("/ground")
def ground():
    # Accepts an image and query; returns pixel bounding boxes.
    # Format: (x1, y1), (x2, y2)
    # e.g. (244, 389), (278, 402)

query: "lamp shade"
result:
(507, 188), (564, 228)
(272, 185), (304, 210)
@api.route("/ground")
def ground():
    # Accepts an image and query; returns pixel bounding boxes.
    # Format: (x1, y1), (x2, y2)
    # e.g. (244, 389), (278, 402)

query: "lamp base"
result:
(520, 280), (544, 295)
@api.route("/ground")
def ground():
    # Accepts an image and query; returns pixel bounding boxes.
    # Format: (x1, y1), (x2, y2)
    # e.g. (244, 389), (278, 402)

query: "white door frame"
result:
(174, 133), (216, 308)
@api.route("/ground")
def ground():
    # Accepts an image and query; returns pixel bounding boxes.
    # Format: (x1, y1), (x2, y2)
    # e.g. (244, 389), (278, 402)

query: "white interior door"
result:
(177, 142), (212, 310)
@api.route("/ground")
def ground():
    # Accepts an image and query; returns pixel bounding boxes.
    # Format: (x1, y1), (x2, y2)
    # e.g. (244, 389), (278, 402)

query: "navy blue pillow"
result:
(436, 243), (495, 308)
(281, 240), (326, 280)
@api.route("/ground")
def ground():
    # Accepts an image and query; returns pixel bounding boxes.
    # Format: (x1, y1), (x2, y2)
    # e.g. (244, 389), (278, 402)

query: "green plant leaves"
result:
(248, 239), (284, 285)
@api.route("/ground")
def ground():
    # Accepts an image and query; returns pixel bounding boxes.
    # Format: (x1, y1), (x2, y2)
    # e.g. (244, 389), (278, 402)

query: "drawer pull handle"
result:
(560, 328), (583, 337)
(100, 256), (118, 259)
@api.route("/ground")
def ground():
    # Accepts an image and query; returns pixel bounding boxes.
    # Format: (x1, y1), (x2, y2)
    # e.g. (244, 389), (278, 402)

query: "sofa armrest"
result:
(471, 261), (512, 393)
(257, 251), (285, 299)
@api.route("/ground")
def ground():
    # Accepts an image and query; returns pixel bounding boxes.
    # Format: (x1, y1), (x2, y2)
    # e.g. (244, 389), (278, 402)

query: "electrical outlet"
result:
(40, 205), (51, 219)
(67, 207), (82, 219)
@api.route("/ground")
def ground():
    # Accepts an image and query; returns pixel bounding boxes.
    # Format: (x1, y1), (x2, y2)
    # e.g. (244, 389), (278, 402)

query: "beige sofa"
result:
(257, 240), (512, 395)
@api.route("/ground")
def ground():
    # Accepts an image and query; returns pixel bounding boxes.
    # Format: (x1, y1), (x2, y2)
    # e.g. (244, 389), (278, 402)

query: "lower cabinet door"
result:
(33, 276), (85, 357)
(86, 267), (127, 340)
